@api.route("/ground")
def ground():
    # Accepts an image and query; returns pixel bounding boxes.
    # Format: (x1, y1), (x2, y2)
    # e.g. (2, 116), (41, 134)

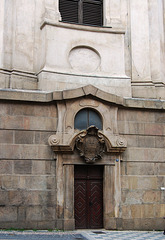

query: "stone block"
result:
(63, 87), (84, 99)
(138, 218), (156, 231)
(126, 135), (138, 147)
(32, 161), (45, 175)
(141, 204), (154, 218)
(130, 204), (154, 218)
(155, 204), (165, 217)
(0, 116), (24, 130)
(53, 91), (63, 100)
(128, 176), (138, 190)
(0, 190), (8, 206)
(132, 85), (156, 99)
(14, 160), (32, 174)
(123, 148), (164, 162)
(118, 122), (145, 135)
(0, 72), (10, 88)
(104, 217), (116, 230)
(136, 177), (157, 190)
(121, 205), (131, 218)
(37, 221), (56, 230)
(155, 112), (165, 123)
(25, 176), (47, 190)
(45, 161), (56, 175)
(154, 218), (164, 230)
(160, 191), (165, 203)
(0, 144), (53, 160)
(35, 131), (56, 145)
(18, 207), (26, 221)
(121, 176), (129, 189)
(155, 163), (165, 175)
(2, 176), (19, 190)
(23, 116), (57, 131)
(96, 89), (117, 103)
(122, 219), (134, 230)
(122, 190), (143, 205)
(10, 73), (38, 90)
(33, 104), (57, 118)
(130, 205), (141, 218)
(63, 219), (75, 231)
(8, 190), (24, 206)
(138, 136), (155, 148)
(43, 207), (56, 220)
(127, 162), (154, 175)
(142, 190), (160, 203)
(46, 176), (55, 189)
(15, 131), (34, 144)
(155, 136), (165, 148)
(144, 123), (163, 136)
(157, 176), (165, 188)
(0, 103), (10, 116)
(0, 130), (13, 143)
(26, 206), (43, 221)
(10, 102), (57, 118)
(0, 160), (12, 174)
(0, 207), (17, 222)
(83, 85), (98, 96)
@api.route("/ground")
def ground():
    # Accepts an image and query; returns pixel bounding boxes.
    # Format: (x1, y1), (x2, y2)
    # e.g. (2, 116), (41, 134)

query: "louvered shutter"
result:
(59, 0), (103, 26)
(83, 0), (103, 26)
(59, 0), (79, 24)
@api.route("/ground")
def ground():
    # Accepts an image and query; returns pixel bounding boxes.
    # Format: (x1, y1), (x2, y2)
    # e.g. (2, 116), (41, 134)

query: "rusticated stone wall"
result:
(0, 93), (164, 230)
(118, 109), (165, 230)
(0, 101), (57, 229)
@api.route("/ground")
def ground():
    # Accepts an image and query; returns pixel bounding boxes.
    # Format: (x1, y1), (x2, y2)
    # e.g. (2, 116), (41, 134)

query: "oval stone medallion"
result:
(69, 46), (100, 73)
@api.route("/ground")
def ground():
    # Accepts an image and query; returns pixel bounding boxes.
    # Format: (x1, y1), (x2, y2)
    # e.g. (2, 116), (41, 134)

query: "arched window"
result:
(74, 108), (102, 130)
(59, 0), (103, 27)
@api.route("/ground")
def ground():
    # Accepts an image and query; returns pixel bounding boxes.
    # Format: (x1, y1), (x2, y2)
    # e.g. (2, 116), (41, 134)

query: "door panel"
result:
(74, 165), (103, 229)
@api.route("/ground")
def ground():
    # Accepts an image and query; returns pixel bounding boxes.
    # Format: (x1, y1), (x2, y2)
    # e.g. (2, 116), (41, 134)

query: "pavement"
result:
(0, 230), (164, 240)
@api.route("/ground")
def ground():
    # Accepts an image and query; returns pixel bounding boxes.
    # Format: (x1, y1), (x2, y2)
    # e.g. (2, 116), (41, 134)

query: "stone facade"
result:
(0, 0), (165, 231)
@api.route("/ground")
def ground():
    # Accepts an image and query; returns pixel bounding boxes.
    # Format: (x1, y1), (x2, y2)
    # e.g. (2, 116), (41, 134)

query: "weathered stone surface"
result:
(8, 190), (24, 206)
(0, 190), (8, 206)
(32, 161), (46, 175)
(0, 130), (13, 143)
(14, 160), (32, 174)
(0, 160), (12, 174)
(142, 190), (160, 203)
(15, 131), (34, 144)
(126, 162), (155, 175)
(0, 207), (17, 222)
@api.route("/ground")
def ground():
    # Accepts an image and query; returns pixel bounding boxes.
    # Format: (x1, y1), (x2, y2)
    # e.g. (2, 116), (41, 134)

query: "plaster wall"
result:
(0, 0), (164, 98)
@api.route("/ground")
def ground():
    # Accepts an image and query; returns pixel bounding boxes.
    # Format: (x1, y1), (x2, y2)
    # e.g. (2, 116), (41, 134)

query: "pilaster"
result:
(130, 0), (156, 98)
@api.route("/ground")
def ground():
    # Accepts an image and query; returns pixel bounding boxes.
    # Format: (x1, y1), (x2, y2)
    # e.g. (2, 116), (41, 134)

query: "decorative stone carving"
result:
(48, 135), (60, 146)
(116, 137), (127, 147)
(75, 126), (106, 163)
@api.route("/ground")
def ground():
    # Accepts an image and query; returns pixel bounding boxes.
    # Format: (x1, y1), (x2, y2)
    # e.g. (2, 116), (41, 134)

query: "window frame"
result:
(59, 0), (103, 27)
(74, 108), (103, 130)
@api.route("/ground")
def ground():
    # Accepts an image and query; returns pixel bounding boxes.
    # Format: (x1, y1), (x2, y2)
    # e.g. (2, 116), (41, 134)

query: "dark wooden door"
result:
(74, 165), (103, 229)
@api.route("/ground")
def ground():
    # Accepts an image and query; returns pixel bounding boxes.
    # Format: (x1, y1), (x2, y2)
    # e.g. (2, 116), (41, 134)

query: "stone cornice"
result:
(0, 85), (164, 110)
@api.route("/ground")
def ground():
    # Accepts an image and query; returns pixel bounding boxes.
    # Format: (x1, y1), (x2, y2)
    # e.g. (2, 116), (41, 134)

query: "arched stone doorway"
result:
(48, 92), (127, 230)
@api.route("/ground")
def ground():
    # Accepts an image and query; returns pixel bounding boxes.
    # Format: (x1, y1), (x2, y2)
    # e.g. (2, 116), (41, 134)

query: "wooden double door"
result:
(74, 165), (103, 229)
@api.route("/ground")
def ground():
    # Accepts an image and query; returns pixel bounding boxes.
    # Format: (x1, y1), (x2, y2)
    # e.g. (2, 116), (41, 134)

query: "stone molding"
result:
(0, 85), (164, 109)
(48, 130), (127, 154)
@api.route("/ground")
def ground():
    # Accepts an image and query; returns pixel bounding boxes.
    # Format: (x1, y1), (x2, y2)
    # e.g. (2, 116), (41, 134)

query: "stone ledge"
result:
(0, 85), (165, 110)
(40, 19), (125, 34)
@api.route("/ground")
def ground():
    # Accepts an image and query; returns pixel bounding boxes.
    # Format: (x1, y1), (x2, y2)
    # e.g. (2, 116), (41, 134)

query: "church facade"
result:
(0, 0), (164, 230)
